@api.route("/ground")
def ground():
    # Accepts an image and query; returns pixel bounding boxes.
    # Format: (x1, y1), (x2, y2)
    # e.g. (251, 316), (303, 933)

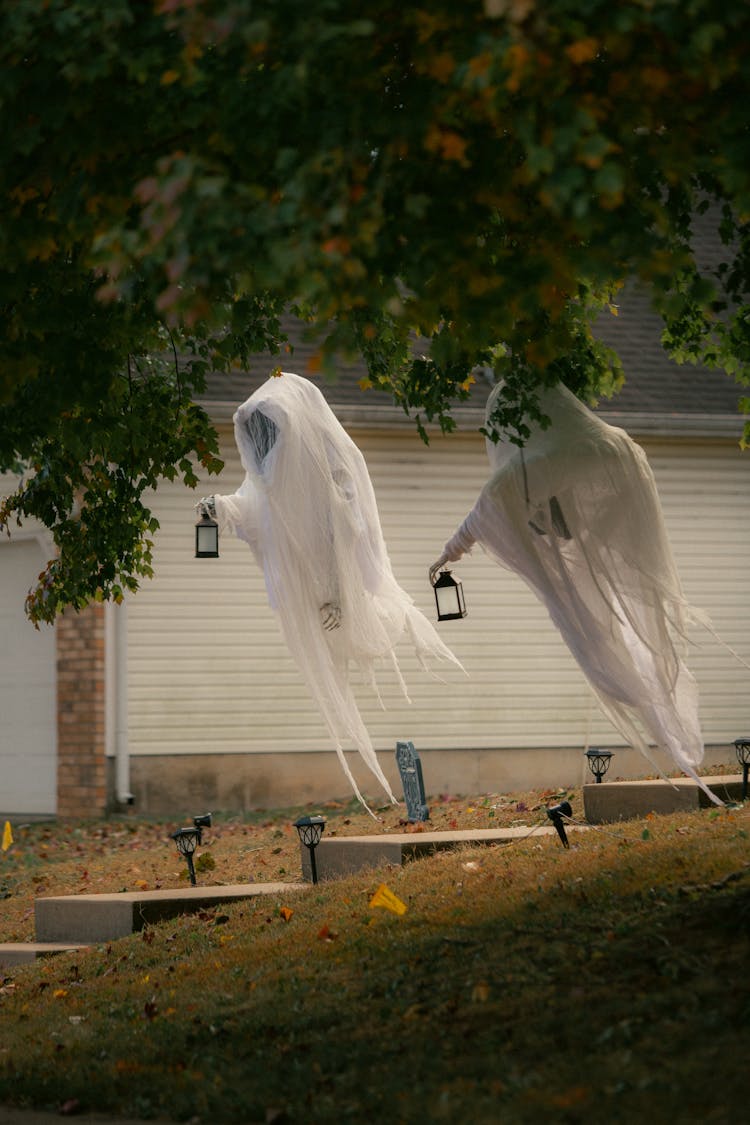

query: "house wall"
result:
(123, 425), (750, 815)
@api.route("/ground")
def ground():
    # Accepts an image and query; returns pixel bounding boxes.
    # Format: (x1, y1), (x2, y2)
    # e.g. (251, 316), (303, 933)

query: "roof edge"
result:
(597, 411), (746, 440)
(201, 399), (746, 441)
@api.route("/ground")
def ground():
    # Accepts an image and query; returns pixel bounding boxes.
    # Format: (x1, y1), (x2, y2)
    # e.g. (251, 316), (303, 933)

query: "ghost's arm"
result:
(331, 466), (383, 590)
(315, 470), (354, 630)
(313, 462), (378, 632)
(429, 513), (477, 586)
(198, 478), (260, 551)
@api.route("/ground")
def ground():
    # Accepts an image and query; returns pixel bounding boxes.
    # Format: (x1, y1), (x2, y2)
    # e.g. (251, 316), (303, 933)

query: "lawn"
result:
(0, 779), (748, 1124)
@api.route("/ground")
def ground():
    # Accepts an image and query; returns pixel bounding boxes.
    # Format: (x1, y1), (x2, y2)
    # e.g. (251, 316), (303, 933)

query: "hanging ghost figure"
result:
(430, 380), (722, 803)
(202, 371), (463, 812)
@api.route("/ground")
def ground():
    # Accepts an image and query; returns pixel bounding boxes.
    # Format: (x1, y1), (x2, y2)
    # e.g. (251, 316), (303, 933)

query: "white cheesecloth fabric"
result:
(212, 371), (463, 811)
(439, 380), (721, 803)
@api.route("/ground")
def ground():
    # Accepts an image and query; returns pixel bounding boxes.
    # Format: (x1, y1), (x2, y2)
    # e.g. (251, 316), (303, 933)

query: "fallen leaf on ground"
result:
(369, 884), (407, 915)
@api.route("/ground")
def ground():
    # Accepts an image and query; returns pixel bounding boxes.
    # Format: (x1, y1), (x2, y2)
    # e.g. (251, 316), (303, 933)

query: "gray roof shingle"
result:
(198, 203), (746, 438)
(198, 302), (745, 438)
(593, 284), (742, 416)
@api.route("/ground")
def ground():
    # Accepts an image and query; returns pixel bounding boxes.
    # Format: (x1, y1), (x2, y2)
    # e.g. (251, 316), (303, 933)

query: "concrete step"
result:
(0, 942), (89, 969)
(301, 823), (588, 881)
(35, 882), (308, 944)
(583, 774), (745, 823)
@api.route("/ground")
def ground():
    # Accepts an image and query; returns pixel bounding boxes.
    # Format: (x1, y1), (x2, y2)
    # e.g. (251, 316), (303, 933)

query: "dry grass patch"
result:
(0, 783), (748, 1123)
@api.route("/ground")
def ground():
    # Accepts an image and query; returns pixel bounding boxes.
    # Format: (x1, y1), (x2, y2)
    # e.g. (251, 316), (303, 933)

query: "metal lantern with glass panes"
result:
(195, 498), (219, 558)
(432, 569), (467, 622)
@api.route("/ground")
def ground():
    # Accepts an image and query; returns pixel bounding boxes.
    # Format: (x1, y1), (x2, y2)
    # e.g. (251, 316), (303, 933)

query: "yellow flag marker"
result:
(2, 821), (13, 851)
(369, 883), (407, 915)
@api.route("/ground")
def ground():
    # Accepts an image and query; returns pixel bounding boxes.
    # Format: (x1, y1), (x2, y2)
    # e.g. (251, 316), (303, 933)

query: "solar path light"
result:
(170, 813), (212, 886)
(294, 815), (326, 884)
(171, 828), (201, 886)
(585, 747), (614, 784)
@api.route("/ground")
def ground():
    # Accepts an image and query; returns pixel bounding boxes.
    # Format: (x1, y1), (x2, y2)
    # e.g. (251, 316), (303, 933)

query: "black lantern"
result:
(546, 800), (572, 849)
(171, 827), (202, 885)
(585, 747), (614, 784)
(734, 738), (750, 800)
(195, 511), (219, 558)
(432, 569), (467, 622)
(294, 815), (326, 884)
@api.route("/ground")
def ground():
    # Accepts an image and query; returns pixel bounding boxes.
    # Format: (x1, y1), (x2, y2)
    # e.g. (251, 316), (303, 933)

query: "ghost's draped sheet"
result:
(438, 381), (719, 801)
(212, 371), (462, 810)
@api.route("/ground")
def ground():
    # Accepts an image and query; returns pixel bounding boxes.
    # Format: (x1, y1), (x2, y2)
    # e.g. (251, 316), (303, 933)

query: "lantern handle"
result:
(429, 554), (450, 586)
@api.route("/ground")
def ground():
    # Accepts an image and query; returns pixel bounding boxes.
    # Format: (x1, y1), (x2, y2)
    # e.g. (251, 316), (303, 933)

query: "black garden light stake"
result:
(431, 569), (467, 622)
(546, 800), (572, 849)
(294, 815), (326, 884)
(170, 813), (212, 886)
(193, 813), (212, 835)
(585, 747), (614, 784)
(734, 738), (750, 800)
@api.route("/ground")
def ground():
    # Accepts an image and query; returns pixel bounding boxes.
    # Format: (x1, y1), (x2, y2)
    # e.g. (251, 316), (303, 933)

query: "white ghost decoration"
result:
(209, 371), (463, 811)
(430, 380), (721, 803)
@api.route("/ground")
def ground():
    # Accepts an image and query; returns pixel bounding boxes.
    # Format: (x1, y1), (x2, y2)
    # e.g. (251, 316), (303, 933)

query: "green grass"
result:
(0, 796), (748, 1123)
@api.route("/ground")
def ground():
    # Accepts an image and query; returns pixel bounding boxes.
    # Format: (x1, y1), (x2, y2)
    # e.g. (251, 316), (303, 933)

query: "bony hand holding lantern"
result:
(195, 496), (219, 558)
(428, 557), (467, 622)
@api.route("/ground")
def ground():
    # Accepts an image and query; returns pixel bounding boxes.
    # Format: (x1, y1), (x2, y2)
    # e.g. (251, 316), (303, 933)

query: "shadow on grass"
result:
(0, 817), (748, 1124)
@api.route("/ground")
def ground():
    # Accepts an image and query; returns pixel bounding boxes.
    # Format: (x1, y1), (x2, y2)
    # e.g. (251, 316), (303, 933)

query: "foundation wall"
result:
(126, 743), (738, 817)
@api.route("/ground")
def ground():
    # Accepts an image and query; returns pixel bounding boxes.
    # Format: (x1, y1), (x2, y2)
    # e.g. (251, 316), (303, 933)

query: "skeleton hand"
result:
(196, 496), (217, 519)
(429, 554), (450, 586)
(320, 603), (342, 631)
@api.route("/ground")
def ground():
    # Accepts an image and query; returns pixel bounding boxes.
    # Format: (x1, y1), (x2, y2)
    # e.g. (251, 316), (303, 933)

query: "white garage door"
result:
(0, 539), (57, 815)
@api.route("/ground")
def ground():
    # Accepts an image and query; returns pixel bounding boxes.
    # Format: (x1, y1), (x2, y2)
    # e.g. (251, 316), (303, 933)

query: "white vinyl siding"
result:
(126, 427), (750, 760)
(648, 444), (749, 741)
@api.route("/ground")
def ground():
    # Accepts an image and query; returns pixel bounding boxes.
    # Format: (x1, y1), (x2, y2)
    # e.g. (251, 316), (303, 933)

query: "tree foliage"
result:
(1, 0), (749, 621)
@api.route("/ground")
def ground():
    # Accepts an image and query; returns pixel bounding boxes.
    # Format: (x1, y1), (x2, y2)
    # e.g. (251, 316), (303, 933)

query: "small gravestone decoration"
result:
(395, 741), (430, 822)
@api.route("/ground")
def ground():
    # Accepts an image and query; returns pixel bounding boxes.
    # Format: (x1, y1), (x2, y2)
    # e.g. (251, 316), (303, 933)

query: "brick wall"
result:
(56, 603), (107, 817)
